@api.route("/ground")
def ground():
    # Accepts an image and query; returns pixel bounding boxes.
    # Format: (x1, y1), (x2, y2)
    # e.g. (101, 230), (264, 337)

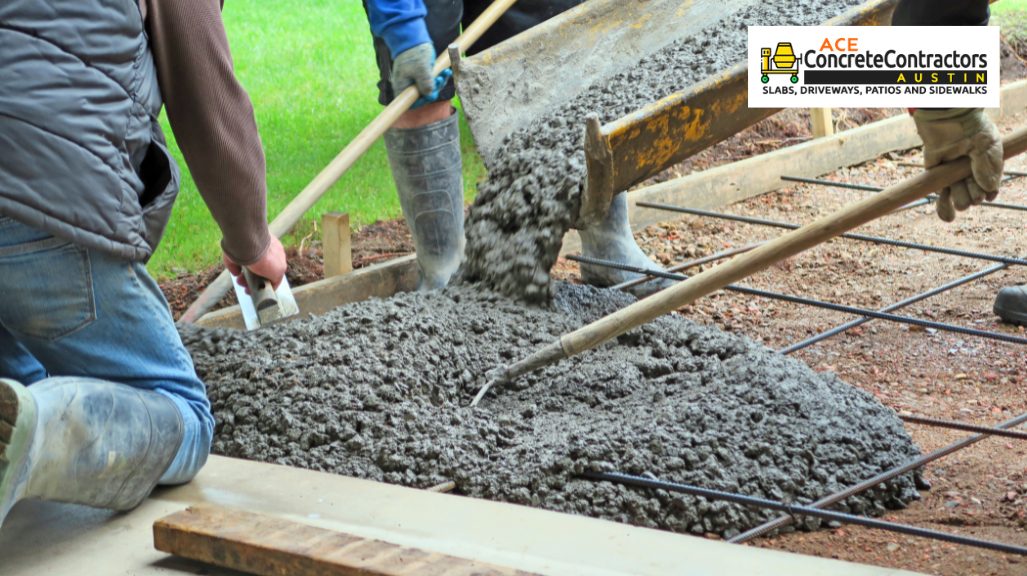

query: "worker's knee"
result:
(394, 101), (454, 129)
(157, 391), (214, 486)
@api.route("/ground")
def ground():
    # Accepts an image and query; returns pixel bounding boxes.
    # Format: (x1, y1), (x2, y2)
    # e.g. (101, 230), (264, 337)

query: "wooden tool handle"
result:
(559, 125), (1027, 358)
(242, 269), (277, 309)
(179, 0), (520, 324)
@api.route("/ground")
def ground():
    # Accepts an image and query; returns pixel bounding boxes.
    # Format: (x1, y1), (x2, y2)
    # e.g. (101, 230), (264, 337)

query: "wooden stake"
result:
(811, 108), (834, 138)
(322, 212), (352, 278)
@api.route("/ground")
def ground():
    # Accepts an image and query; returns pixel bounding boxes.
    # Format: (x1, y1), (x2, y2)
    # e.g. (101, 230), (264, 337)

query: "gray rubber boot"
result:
(0, 377), (183, 528)
(994, 285), (1027, 326)
(579, 192), (675, 297)
(384, 112), (465, 290)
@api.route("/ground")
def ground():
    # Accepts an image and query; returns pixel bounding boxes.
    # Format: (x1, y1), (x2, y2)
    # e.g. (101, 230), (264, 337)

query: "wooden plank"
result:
(628, 113), (918, 229)
(153, 505), (538, 576)
(810, 108), (835, 138)
(322, 212), (353, 278)
(196, 254), (418, 330)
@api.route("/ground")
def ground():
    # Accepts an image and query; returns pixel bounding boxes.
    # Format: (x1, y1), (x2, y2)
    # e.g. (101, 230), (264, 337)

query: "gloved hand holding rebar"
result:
(914, 108), (1003, 222)
(391, 43), (450, 108)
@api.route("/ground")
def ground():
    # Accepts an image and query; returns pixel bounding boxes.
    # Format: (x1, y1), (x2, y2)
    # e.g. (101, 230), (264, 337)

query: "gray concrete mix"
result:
(181, 284), (922, 538)
(461, 0), (869, 302)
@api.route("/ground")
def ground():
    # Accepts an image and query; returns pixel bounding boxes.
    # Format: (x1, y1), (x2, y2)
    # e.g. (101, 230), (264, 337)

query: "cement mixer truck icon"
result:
(761, 42), (799, 84)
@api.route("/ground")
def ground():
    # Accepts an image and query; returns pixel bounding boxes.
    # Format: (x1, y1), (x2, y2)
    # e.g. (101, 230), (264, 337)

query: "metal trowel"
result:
(233, 269), (300, 331)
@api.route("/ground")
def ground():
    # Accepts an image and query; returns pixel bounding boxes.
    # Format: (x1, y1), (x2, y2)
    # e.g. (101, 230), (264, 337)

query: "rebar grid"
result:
(566, 255), (1027, 346)
(570, 165), (1027, 557)
(780, 175), (1027, 213)
(584, 471), (1027, 556)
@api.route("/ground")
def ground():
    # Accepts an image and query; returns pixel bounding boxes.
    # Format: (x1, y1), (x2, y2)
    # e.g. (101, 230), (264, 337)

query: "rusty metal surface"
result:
(452, 0), (752, 168)
(581, 0), (901, 219)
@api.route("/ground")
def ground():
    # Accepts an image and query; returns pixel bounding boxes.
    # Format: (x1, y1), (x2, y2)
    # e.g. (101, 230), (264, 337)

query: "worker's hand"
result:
(391, 43), (452, 108)
(914, 108), (1003, 222)
(224, 236), (288, 291)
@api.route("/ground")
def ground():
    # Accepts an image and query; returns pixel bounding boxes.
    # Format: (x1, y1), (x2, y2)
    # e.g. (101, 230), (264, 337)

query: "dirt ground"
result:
(625, 140), (1027, 576)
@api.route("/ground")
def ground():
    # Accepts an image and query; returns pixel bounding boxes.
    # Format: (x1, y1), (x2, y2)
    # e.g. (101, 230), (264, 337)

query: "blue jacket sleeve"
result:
(366, 0), (432, 58)
(892, 0), (989, 25)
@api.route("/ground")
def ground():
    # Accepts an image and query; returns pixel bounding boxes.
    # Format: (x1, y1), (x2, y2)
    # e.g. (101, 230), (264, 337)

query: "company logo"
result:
(760, 42), (799, 84)
(748, 26), (999, 108)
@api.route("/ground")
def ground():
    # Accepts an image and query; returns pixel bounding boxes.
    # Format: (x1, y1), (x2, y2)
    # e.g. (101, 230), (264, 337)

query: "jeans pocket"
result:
(0, 238), (97, 341)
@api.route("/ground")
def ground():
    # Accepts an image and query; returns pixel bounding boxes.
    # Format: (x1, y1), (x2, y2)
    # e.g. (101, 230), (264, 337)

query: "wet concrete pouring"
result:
(462, 0), (870, 302)
(182, 0), (927, 540)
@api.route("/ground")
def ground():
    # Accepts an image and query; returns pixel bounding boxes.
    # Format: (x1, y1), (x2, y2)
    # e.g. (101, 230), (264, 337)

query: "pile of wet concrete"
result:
(182, 284), (922, 538)
(462, 0), (871, 302)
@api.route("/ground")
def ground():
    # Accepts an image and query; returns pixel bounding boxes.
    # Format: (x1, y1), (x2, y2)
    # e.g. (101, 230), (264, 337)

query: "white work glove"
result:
(390, 43), (451, 108)
(914, 108), (1003, 222)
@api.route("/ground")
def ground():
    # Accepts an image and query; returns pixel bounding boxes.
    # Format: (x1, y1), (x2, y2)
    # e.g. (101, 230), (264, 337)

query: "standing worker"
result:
(364, 0), (673, 293)
(894, 0), (1024, 326)
(0, 0), (287, 527)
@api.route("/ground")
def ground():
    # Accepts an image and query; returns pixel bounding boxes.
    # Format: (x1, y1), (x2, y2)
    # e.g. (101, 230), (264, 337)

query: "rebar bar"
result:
(566, 255), (1027, 346)
(780, 264), (1009, 354)
(585, 471), (1027, 556)
(781, 175), (1027, 212)
(609, 242), (763, 291)
(898, 162), (1027, 179)
(730, 409), (1027, 543)
(899, 414), (1027, 440)
(634, 202), (1027, 267)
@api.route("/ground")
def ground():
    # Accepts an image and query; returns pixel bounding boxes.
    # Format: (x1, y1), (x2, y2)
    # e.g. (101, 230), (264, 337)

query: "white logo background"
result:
(748, 26), (1000, 108)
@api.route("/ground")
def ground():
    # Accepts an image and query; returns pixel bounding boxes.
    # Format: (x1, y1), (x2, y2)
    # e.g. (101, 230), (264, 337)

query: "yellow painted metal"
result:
(453, 0), (753, 168)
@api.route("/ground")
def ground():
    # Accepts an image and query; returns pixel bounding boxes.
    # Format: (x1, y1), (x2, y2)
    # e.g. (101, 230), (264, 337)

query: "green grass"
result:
(150, 0), (486, 278)
(994, 0), (1027, 53)
(994, 0), (1027, 14)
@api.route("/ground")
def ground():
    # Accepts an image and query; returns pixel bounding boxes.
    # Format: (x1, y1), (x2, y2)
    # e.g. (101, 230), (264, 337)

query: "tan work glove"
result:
(914, 108), (1003, 222)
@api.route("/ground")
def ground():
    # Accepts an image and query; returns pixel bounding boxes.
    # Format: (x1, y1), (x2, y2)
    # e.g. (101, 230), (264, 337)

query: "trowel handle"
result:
(242, 268), (279, 313)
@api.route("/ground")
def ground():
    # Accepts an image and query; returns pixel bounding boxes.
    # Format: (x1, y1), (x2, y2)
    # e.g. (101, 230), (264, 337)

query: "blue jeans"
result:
(0, 216), (213, 484)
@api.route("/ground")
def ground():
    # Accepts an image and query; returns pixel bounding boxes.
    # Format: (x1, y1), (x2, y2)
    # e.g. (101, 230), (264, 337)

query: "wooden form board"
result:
(196, 254), (419, 330)
(0, 456), (926, 576)
(154, 505), (537, 576)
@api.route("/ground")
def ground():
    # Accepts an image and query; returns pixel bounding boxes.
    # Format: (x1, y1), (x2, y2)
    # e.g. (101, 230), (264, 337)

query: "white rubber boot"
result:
(579, 192), (675, 297)
(385, 112), (465, 290)
(0, 377), (183, 528)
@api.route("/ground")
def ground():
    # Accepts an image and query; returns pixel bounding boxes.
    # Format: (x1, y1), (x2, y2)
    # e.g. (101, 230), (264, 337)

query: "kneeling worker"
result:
(0, 0), (286, 526)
